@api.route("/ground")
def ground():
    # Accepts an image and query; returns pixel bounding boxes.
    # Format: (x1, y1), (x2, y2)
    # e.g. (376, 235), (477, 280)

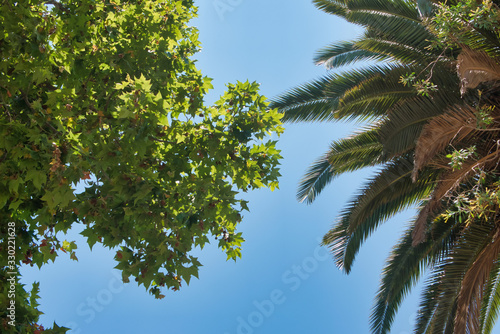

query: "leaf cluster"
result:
(0, 1), (283, 331)
(431, 0), (500, 50)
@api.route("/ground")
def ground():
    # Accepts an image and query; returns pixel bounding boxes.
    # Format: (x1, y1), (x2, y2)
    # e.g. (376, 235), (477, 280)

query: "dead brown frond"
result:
(457, 48), (500, 95)
(412, 150), (500, 245)
(412, 104), (476, 182)
(454, 227), (500, 334)
(412, 202), (434, 246)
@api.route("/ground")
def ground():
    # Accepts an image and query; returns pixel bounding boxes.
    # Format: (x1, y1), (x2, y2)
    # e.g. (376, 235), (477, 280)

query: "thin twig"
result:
(21, 89), (62, 135)
(44, 121), (59, 134)
(464, 125), (500, 132)
(2, 0), (12, 11)
(416, 48), (449, 81)
(149, 136), (173, 144)
(3, 105), (13, 122)
(20, 89), (36, 113)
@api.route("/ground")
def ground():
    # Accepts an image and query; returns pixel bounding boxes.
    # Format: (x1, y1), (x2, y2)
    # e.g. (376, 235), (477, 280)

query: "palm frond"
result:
(411, 157), (492, 246)
(313, 40), (390, 68)
(338, 63), (414, 105)
(414, 266), (452, 333)
(409, 213), (461, 334)
(344, 0), (420, 21)
(323, 156), (437, 272)
(365, 19), (432, 48)
(378, 70), (461, 158)
(314, 0), (422, 26)
(416, 220), (497, 333)
(353, 22), (428, 53)
(313, 0), (349, 18)
(370, 214), (461, 334)
(480, 260), (500, 334)
(271, 64), (398, 123)
(328, 64), (417, 121)
(378, 95), (450, 158)
(269, 74), (340, 123)
(297, 127), (385, 203)
(457, 48), (500, 95)
(277, 0), (500, 332)
(455, 227), (500, 334)
(413, 104), (476, 181)
(356, 37), (432, 63)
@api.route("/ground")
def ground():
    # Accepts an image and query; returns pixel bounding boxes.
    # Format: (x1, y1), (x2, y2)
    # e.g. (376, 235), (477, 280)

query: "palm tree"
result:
(271, 0), (500, 333)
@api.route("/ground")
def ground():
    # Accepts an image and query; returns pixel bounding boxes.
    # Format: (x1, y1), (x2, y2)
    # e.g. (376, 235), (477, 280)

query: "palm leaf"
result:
(378, 94), (452, 158)
(411, 156), (495, 246)
(370, 213), (461, 334)
(480, 260), (500, 334)
(313, 0), (349, 18)
(353, 19), (432, 51)
(271, 64), (400, 123)
(455, 227), (500, 334)
(413, 104), (477, 181)
(323, 156), (438, 272)
(314, 0), (421, 25)
(355, 37), (433, 63)
(344, 0), (420, 21)
(378, 70), (462, 158)
(328, 64), (417, 121)
(457, 48), (500, 95)
(275, 0), (500, 332)
(269, 74), (340, 123)
(313, 40), (390, 68)
(297, 127), (385, 203)
(416, 221), (497, 333)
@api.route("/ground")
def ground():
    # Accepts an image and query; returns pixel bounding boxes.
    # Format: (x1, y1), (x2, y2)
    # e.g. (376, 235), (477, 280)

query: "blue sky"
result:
(20, 1), (496, 333)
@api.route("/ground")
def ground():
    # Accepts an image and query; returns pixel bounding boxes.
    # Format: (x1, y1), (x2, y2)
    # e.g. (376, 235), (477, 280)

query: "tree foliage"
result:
(0, 1), (283, 332)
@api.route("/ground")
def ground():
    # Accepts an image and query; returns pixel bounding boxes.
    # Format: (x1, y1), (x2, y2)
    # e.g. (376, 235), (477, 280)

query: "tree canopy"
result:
(0, 1), (283, 332)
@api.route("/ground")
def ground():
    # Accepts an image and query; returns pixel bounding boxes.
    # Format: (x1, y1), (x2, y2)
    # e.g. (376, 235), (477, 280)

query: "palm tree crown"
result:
(271, 0), (500, 333)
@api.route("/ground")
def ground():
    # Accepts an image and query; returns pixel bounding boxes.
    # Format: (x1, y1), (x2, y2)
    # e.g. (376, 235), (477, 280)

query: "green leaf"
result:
(26, 170), (47, 190)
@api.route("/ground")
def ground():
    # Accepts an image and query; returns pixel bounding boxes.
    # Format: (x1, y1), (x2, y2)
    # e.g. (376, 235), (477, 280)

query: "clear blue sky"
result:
(20, 1), (495, 333)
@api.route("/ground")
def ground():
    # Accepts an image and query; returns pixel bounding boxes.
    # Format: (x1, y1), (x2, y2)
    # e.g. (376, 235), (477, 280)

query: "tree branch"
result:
(2, 104), (12, 122)
(149, 136), (174, 144)
(21, 89), (60, 135)
(20, 89), (36, 113)
(2, 0), (12, 11)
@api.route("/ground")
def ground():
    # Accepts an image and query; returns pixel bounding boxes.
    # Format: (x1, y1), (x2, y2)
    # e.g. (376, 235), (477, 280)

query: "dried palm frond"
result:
(412, 149), (500, 245)
(457, 48), (500, 95)
(455, 228), (500, 334)
(412, 104), (476, 182)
